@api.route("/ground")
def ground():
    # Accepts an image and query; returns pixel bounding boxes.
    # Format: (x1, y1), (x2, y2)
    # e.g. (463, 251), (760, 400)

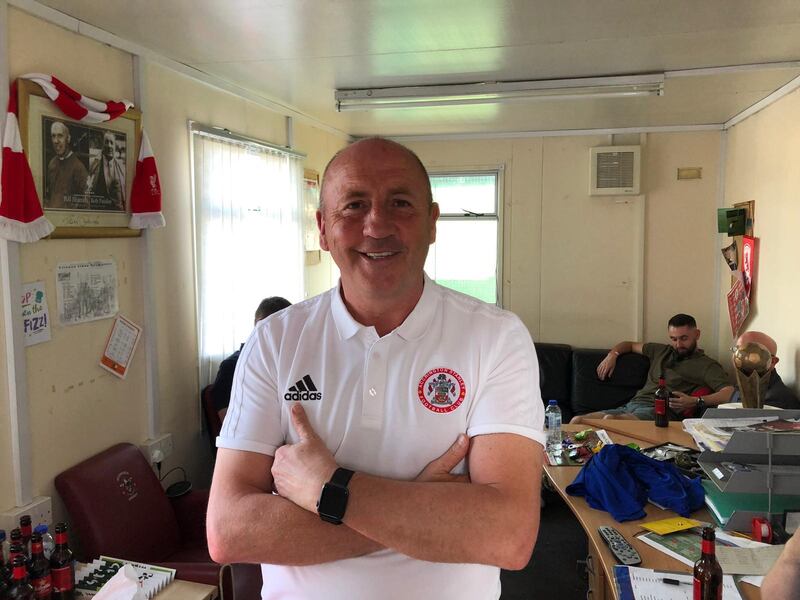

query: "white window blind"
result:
(192, 127), (304, 386)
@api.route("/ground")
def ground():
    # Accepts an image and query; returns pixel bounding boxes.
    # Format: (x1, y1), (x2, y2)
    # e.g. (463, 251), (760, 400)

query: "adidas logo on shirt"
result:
(284, 374), (322, 401)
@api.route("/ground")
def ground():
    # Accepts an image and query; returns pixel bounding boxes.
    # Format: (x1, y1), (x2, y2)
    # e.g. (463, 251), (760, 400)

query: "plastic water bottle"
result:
(545, 400), (562, 452)
(33, 524), (55, 560)
(0, 529), (8, 564)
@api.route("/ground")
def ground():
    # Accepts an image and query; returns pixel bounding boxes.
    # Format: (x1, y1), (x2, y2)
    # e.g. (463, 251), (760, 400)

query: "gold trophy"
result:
(732, 342), (772, 408)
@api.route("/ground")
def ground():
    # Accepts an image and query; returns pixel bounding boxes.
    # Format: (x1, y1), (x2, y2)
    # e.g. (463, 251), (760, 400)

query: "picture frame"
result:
(17, 78), (142, 238)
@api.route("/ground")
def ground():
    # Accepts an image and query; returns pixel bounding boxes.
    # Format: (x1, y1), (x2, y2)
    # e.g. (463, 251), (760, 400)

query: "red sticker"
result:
(417, 368), (466, 413)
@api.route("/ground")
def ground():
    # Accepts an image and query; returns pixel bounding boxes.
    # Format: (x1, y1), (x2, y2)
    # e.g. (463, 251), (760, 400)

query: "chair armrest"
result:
(170, 489), (209, 547)
(220, 563), (263, 600)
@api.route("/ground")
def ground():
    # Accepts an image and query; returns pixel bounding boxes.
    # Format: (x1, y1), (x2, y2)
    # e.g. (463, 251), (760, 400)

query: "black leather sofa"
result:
(534, 342), (650, 423)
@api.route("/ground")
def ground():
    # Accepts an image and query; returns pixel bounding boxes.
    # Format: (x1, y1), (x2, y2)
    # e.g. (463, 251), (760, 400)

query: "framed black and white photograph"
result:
(18, 79), (142, 238)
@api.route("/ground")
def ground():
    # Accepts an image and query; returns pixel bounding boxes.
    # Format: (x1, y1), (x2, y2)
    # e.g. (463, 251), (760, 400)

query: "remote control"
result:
(597, 526), (642, 566)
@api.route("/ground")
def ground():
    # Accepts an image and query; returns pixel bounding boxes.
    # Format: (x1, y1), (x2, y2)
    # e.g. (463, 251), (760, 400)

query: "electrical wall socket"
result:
(0, 496), (53, 532)
(140, 433), (174, 465)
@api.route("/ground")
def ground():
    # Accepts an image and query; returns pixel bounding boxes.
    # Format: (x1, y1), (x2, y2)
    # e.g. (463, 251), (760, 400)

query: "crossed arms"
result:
(207, 404), (543, 571)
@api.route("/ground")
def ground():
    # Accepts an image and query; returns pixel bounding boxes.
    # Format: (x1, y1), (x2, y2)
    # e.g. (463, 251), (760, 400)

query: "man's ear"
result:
(771, 355), (780, 369)
(695, 328), (702, 341)
(429, 202), (440, 244)
(316, 209), (329, 251)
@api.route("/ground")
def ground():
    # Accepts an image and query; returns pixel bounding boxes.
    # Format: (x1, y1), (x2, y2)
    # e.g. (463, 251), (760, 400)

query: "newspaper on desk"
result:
(682, 416), (782, 452)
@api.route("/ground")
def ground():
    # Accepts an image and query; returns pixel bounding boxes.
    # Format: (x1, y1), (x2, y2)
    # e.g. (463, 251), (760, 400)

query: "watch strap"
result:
(329, 467), (355, 488)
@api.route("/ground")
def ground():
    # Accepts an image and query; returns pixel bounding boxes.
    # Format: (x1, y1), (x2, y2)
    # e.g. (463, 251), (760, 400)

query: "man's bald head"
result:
(50, 121), (70, 157)
(736, 330), (779, 369)
(319, 137), (433, 210)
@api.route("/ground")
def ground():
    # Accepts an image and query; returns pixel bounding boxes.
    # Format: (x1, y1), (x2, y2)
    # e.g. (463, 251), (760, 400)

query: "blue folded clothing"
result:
(565, 444), (705, 522)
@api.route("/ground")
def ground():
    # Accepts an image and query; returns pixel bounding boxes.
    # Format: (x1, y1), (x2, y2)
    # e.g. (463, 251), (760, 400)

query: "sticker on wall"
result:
(100, 314), (142, 379)
(56, 259), (118, 325)
(726, 278), (750, 336)
(742, 235), (756, 299)
(21, 281), (51, 346)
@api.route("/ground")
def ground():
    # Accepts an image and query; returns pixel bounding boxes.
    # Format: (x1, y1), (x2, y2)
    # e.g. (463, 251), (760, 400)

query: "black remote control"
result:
(597, 526), (642, 566)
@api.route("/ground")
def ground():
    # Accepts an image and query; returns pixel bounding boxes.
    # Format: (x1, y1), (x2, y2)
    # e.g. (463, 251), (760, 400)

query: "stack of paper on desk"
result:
(636, 527), (767, 568)
(614, 565), (743, 600)
(682, 417), (780, 452)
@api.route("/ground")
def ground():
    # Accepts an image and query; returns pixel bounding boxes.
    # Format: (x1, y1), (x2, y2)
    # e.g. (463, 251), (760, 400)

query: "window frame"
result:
(427, 167), (505, 306)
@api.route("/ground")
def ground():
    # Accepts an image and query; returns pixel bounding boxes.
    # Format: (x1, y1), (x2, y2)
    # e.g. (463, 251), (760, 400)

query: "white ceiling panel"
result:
(31, 0), (800, 136)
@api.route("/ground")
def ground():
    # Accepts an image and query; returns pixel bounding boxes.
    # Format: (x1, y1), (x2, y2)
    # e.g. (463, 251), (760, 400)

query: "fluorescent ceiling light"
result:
(336, 74), (664, 111)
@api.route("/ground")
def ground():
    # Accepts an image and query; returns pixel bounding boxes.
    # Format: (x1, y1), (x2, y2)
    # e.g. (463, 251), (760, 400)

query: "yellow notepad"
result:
(641, 516), (703, 535)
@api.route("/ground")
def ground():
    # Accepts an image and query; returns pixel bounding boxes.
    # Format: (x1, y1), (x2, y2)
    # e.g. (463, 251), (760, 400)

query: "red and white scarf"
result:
(0, 73), (164, 243)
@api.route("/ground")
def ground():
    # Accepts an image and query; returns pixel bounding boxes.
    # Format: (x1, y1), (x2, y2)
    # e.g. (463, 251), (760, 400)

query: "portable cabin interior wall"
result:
(0, 6), (799, 536)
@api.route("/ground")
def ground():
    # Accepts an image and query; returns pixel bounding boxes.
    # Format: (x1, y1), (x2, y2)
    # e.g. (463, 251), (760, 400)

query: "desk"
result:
(545, 423), (759, 600)
(158, 580), (218, 600)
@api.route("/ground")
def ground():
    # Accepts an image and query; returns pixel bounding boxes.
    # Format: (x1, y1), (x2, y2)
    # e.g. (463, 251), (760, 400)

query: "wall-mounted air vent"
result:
(590, 146), (641, 195)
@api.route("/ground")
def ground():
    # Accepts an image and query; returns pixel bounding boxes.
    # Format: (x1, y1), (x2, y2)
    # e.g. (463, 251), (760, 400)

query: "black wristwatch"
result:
(317, 467), (355, 525)
(696, 397), (706, 412)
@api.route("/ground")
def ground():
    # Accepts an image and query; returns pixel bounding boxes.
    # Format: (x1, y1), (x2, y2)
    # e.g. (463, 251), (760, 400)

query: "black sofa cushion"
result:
(534, 342), (573, 421)
(570, 349), (650, 415)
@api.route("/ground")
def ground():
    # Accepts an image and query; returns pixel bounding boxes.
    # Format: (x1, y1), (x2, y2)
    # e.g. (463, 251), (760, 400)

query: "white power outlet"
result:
(140, 433), (174, 465)
(0, 496), (53, 532)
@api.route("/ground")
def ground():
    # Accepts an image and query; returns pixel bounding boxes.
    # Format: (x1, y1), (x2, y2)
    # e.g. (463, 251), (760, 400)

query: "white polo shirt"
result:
(218, 276), (545, 600)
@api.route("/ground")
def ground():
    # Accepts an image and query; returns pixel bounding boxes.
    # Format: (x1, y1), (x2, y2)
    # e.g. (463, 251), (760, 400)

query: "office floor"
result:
(500, 489), (589, 600)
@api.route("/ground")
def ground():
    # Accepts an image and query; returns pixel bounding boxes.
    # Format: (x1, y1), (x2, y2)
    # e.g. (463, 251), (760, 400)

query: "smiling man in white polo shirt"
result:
(208, 138), (546, 599)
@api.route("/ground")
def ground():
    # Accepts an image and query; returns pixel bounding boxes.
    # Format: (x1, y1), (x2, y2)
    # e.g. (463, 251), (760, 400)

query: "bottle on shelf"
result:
(6, 543), (28, 574)
(545, 400), (563, 453)
(28, 533), (52, 599)
(32, 526), (54, 561)
(18, 517), (32, 553)
(49, 523), (74, 600)
(654, 376), (670, 428)
(6, 554), (35, 599)
(9, 529), (25, 558)
(0, 529), (8, 565)
(693, 526), (723, 600)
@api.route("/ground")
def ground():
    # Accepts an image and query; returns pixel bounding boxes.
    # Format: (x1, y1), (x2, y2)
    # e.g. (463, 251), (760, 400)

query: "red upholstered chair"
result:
(54, 442), (220, 587)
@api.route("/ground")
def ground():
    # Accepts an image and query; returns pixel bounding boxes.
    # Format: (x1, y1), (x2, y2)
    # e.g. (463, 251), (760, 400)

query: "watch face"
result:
(318, 483), (349, 522)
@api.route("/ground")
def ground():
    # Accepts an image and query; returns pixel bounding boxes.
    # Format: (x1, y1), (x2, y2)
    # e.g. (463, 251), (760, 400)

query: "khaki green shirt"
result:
(631, 343), (732, 405)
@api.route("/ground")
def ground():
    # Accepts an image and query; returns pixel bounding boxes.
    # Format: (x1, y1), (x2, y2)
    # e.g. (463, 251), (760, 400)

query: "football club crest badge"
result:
(417, 368), (466, 413)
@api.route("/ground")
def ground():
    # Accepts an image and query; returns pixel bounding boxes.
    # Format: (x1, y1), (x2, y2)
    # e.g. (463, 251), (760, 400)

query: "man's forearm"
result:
(343, 474), (539, 570)
(209, 489), (383, 566)
(609, 341), (635, 356)
(705, 386), (734, 406)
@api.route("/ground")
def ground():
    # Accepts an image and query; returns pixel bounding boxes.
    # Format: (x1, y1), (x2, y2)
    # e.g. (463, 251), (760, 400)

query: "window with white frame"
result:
(191, 124), (304, 386)
(425, 171), (501, 304)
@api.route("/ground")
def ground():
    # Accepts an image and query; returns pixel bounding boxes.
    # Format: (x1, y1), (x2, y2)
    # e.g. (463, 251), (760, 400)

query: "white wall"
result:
(719, 87), (800, 388)
(407, 131), (722, 349)
(0, 8), (346, 520)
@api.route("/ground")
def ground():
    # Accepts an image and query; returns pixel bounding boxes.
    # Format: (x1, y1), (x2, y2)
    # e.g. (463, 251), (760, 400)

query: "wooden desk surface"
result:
(546, 423), (759, 600)
(579, 419), (698, 448)
(157, 580), (218, 600)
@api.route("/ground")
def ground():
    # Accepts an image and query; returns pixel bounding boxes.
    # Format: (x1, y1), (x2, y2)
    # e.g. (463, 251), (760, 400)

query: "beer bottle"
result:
(19, 516), (32, 552)
(693, 526), (723, 600)
(9, 529), (26, 558)
(654, 376), (670, 428)
(6, 555), (34, 599)
(6, 543), (27, 577)
(49, 524), (74, 600)
(28, 533), (52, 599)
